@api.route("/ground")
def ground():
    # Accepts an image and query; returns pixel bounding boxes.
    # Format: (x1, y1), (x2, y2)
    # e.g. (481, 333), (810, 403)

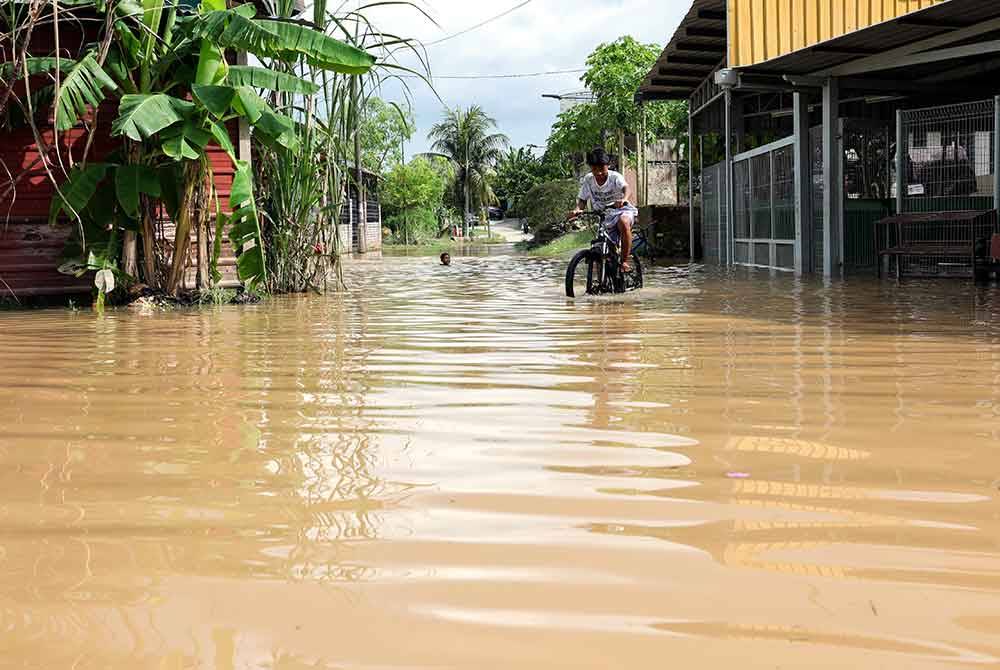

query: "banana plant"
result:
(41, 0), (375, 295)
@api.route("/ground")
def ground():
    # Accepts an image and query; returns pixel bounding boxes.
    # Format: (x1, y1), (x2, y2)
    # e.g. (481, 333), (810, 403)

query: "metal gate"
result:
(731, 137), (797, 271)
(842, 119), (893, 270)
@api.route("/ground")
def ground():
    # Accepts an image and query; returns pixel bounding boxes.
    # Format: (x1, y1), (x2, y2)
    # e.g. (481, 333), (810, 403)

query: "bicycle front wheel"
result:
(566, 249), (598, 297)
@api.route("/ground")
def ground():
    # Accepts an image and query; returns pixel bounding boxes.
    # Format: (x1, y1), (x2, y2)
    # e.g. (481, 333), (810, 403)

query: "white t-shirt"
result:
(578, 170), (628, 212)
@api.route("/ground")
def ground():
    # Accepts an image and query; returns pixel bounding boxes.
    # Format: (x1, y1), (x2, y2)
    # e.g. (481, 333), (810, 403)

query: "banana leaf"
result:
(226, 65), (319, 94)
(49, 163), (109, 225)
(113, 93), (194, 141)
(228, 160), (265, 288)
(54, 54), (118, 131)
(114, 164), (161, 216)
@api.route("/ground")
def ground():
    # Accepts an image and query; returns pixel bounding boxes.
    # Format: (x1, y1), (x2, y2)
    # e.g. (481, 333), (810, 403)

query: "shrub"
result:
(521, 179), (581, 244)
(385, 207), (440, 244)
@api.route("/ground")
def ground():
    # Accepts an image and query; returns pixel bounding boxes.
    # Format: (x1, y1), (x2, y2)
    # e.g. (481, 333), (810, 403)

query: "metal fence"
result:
(701, 160), (728, 264)
(810, 125), (824, 273)
(899, 99), (997, 214)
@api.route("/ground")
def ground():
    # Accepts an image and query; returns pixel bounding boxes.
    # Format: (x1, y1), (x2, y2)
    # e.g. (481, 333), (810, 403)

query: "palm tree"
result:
(428, 106), (508, 238)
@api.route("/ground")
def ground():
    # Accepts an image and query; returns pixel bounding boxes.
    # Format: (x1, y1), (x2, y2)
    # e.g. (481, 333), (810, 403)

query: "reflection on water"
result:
(1, 255), (999, 668)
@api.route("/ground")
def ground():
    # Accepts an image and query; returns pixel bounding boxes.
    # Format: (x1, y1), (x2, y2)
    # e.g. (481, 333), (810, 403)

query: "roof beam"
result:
(659, 67), (711, 78)
(652, 77), (702, 87)
(872, 38), (1000, 71)
(810, 45), (880, 55)
(815, 15), (1000, 77)
(897, 16), (974, 29)
(666, 55), (722, 66)
(685, 26), (727, 39)
(676, 41), (727, 53)
(697, 9), (726, 22)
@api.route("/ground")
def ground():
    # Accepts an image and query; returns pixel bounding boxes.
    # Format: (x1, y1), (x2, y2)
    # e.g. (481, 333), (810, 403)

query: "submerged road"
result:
(1, 254), (999, 668)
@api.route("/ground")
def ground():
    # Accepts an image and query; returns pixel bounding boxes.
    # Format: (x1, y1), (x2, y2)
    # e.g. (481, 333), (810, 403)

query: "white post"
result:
(822, 78), (841, 277)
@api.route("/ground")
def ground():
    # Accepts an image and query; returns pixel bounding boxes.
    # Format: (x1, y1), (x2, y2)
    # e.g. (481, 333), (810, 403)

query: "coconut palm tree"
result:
(428, 106), (508, 237)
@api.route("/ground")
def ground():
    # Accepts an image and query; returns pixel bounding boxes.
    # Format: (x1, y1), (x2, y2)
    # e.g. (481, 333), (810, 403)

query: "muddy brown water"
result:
(2, 254), (1000, 669)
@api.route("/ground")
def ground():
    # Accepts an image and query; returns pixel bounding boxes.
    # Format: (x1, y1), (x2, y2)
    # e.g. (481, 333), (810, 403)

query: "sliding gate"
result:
(731, 138), (797, 271)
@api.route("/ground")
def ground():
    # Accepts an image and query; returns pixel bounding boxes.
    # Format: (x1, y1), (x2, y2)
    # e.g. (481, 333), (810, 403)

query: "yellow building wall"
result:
(728, 0), (948, 68)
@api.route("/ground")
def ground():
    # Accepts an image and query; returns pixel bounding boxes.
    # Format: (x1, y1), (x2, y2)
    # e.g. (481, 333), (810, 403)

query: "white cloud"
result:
(360, 0), (688, 156)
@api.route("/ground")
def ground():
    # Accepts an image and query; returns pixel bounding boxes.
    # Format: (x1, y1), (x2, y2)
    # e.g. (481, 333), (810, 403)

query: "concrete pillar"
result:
(793, 92), (811, 275)
(822, 78), (841, 277)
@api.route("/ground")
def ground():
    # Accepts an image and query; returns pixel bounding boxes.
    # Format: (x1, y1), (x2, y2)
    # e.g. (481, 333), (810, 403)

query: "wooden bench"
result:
(876, 210), (998, 279)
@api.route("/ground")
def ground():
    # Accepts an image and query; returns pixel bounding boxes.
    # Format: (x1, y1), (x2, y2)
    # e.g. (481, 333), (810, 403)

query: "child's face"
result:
(590, 164), (609, 179)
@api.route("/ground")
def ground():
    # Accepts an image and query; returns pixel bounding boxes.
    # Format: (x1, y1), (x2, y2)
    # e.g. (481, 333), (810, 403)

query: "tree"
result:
(30, 0), (376, 297)
(494, 147), (558, 217)
(543, 37), (688, 176)
(360, 97), (415, 175)
(427, 106), (509, 237)
(381, 157), (447, 244)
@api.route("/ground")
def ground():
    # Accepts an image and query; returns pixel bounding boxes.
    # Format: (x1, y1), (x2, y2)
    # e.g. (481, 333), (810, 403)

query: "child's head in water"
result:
(440, 252), (451, 266)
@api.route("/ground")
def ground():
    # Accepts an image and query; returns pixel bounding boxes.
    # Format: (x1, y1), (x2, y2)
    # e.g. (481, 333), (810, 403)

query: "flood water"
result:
(2, 253), (1000, 669)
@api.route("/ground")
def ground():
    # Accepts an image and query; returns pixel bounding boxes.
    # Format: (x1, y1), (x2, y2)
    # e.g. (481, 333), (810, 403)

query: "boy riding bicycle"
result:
(568, 148), (639, 271)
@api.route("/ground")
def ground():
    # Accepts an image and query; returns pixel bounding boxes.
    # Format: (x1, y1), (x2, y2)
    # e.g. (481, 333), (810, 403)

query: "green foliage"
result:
(360, 97), (414, 174)
(229, 160), (266, 290)
(49, 163), (109, 225)
(35, 0), (378, 296)
(526, 230), (593, 257)
(428, 106), (509, 232)
(384, 208), (439, 244)
(114, 164), (160, 217)
(521, 179), (579, 233)
(226, 66), (319, 94)
(382, 157), (447, 213)
(53, 53), (119, 131)
(493, 147), (544, 217)
(543, 36), (688, 168)
(112, 94), (193, 142)
(382, 158), (448, 244)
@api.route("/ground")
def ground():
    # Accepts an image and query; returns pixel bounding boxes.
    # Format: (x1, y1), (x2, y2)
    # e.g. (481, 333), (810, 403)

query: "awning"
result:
(637, 0), (726, 102)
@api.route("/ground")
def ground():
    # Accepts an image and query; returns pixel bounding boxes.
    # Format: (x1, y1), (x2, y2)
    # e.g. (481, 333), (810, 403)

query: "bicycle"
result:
(564, 211), (644, 298)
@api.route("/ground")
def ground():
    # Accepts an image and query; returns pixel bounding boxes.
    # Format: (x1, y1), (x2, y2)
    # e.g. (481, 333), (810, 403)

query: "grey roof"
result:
(637, 0), (726, 102)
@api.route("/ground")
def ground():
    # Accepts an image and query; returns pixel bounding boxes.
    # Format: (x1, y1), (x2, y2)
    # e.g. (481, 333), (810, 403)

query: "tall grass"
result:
(256, 1), (434, 293)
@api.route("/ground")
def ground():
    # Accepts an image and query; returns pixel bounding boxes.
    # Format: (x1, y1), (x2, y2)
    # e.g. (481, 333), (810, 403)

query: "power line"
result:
(425, 1), (534, 47)
(432, 68), (585, 80)
(397, 68), (585, 80)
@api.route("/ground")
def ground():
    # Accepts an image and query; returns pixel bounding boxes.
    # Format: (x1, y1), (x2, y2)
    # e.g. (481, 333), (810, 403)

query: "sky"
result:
(363, 0), (688, 157)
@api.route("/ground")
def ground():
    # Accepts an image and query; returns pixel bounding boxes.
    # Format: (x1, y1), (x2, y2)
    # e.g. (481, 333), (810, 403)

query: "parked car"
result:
(488, 206), (504, 221)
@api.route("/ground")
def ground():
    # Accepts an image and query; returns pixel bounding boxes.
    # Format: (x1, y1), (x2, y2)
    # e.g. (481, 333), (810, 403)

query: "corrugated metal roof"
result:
(637, 0), (727, 101)
(638, 0), (1000, 102)
(739, 0), (1000, 76)
(728, 0), (948, 69)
